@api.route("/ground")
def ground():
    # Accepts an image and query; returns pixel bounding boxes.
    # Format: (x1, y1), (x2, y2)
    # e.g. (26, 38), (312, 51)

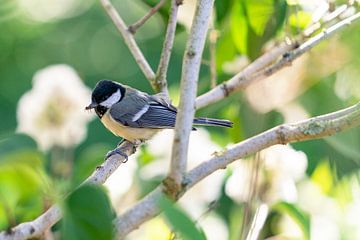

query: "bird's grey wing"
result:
(152, 93), (178, 112)
(110, 92), (177, 129)
(109, 92), (149, 127)
(134, 100), (177, 128)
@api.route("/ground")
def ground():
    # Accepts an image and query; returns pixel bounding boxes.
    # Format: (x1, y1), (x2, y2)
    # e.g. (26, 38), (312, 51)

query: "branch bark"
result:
(168, 0), (215, 195)
(195, 11), (360, 109)
(99, 0), (156, 85)
(115, 101), (360, 238)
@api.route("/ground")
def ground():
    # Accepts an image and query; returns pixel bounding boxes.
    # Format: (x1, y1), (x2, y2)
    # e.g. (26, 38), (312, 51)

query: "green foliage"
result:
(0, 135), (47, 229)
(0, 134), (37, 158)
(158, 196), (206, 240)
(230, 0), (287, 59)
(61, 184), (114, 240)
(215, 0), (233, 23)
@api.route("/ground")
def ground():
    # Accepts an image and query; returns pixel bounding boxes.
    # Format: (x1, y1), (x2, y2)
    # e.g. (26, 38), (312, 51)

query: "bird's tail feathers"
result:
(193, 117), (233, 128)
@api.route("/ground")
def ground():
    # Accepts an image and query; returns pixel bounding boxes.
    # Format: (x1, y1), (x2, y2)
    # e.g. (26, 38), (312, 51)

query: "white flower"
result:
(225, 144), (308, 204)
(17, 64), (93, 151)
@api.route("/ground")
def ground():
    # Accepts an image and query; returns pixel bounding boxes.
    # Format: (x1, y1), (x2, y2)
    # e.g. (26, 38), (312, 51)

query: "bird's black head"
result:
(91, 80), (125, 104)
(86, 80), (125, 118)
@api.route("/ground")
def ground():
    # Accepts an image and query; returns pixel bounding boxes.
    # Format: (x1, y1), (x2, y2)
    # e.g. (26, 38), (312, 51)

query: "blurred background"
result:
(0, 0), (360, 239)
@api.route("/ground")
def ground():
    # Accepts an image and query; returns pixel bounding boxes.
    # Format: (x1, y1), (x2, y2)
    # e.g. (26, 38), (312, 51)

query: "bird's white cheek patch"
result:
(100, 89), (121, 108)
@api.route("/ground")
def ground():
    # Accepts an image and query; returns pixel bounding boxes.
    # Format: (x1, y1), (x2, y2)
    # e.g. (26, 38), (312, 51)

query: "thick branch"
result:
(186, 102), (360, 186)
(168, 0), (215, 194)
(128, 0), (167, 34)
(195, 11), (360, 109)
(115, 102), (360, 238)
(0, 141), (136, 240)
(99, 0), (156, 85)
(155, 0), (182, 95)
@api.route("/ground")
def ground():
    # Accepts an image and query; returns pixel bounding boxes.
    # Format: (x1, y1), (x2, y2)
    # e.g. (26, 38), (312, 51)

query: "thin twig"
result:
(99, 0), (156, 86)
(168, 0), (215, 194)
(195, 11), (360, 110)
(128, 0), (167, 34)
(155, 0), (182, 95)
(303, 3), (350, 37)
(115, 101), (360, 238)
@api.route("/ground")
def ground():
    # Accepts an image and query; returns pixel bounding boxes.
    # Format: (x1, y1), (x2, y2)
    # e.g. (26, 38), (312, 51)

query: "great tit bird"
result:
(86, 80), (233, 159)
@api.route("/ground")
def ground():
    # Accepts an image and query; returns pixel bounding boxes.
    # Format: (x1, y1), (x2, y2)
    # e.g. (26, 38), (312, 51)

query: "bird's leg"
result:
(105, 139), (145, 162)
(105, 139), (132, 162)
(105, 148), (129, 162)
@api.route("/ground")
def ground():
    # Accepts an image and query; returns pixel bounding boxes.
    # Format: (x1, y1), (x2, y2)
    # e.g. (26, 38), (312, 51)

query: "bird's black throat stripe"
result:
(95, 105), (108, 118)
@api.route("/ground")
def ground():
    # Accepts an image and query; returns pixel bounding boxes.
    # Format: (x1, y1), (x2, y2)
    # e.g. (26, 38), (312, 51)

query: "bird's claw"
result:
(105, 148), (129, 162)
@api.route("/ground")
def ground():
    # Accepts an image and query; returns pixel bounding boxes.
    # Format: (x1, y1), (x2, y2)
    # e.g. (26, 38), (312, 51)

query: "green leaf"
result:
(273, 202), (310, 240)
(246, 0), (275, 36)
(0, 134), (37, 160)
(61, 185), (114, 240)
(288, 11), (312, 31)
(230, 1), (248, 55)
(158, 196), (206, 240)
(0, 150), (46, 229)
(230, 0), (287, 59)
(215, 0), (233, 23)
(216, 19), (238, 72)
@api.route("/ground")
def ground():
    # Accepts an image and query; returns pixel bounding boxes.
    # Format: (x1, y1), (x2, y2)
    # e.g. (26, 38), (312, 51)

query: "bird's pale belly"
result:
(101, 112), (160, 142)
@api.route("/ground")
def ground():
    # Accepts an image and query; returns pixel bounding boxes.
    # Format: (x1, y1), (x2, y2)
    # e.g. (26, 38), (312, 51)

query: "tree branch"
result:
(115, 101), (360, 238)
(168, 0), (215, 195)
(0, 141), (136, 240)
(155, 0), (183, 95)
(128, 0), (167, 34)
(186, 102), (360, 186)
(99, 0), (156, 85)
(195, 11), (360, 109)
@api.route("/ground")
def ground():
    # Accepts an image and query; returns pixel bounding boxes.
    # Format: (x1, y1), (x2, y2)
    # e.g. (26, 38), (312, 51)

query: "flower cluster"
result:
(17, 64), (93, 151)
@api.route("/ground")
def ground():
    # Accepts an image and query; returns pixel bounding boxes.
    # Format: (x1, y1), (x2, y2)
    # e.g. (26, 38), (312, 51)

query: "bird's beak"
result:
(85, 101), (98, 110)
